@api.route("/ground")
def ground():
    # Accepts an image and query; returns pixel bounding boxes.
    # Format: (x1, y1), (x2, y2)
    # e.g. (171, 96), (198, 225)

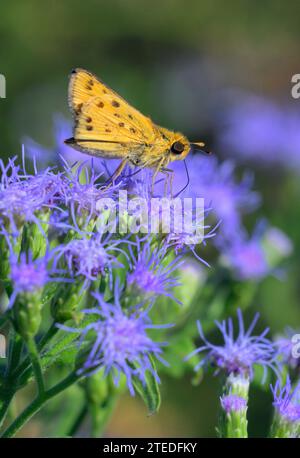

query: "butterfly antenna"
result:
(191, 143), (212, 156)
(174, 159), (190, 198)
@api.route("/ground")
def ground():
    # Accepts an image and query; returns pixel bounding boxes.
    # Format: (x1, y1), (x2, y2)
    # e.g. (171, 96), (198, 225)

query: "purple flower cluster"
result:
(10, 253), (49, 293)
(185, 309), (279, 381)
(0, 155), (65, 233)
(0, 152), (186, 391)
(7, 249), (63, 309)
(222, 233), (268, 281)
(218, 93), (300, 170)
(271, 377), (300, 424)
(54, 231), (124, 286)
(220, 393), (247, 414)
(276, 328), (300, 370)
(60, 160), (119, 227)
(127, 239), (183, 303)
(220, 222), (292, 282)
(167, 155), (260, 242)
(59, 287), (172, 395)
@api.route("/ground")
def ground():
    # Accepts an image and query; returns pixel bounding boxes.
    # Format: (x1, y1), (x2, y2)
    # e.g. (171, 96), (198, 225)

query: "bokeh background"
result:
(0, 0), (300, 437)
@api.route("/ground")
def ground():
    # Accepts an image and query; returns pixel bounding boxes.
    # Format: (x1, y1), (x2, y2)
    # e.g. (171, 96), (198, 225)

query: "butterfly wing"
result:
(67, 68), (157, 159)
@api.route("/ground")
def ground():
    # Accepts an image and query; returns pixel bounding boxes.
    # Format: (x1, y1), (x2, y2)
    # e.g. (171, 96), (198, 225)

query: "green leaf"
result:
(40, 313), (100, 369)
(132, 356), (161, 415)
(41, 339), (79, 368)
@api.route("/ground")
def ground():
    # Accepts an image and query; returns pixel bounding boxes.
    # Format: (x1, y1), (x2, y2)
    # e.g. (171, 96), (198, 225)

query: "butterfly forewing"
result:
(69, 68), (156, 146)
(75, 96), (147, 143)
(68, 68), (103, 115)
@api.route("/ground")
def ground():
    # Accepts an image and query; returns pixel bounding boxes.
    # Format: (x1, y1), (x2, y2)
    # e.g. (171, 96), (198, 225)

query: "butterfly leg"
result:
(161, 167), (174, 197)
(150, 157), (168, 195)
(151, 167), (160, 196)
(103, 158), (128, 189)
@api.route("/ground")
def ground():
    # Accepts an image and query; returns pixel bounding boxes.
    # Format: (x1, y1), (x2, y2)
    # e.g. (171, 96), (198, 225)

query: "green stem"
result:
(5, 330), (23, 377)
(0, 394), (14, 430)
(1, 371), (80, 438)
(26, 338), (45, 395)
(67, 404), (88, 437)
(12, 322), (58, 380)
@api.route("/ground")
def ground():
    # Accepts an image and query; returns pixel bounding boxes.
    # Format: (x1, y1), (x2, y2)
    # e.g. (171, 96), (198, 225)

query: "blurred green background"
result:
(0, 0), (300, 437)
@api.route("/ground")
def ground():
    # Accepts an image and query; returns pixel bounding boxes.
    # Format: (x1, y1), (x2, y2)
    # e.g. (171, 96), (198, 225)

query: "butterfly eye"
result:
(170, 141), (185, 154)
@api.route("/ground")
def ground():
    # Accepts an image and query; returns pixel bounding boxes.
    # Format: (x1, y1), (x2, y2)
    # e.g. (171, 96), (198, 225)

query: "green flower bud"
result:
(50, 281), (85, 323)
(0, 235), (10, 283)
(83, 370), (120, 437)
(13, 292), (42, 340)
(218, 374), (249, 438)
(84, 369), (109, 405)
(21, 215), (50, 260)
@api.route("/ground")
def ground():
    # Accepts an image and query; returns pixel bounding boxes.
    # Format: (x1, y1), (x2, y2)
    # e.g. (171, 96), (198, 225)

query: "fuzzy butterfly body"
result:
(66, 68), (207, 179)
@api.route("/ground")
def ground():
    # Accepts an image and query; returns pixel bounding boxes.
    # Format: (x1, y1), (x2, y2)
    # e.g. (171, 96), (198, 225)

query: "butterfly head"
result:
(168, 133), (211, 163)
(168, 133), (191, 162)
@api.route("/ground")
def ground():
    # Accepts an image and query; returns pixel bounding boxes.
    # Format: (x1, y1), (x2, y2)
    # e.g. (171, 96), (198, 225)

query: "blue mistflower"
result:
(0, 155), (66, 234)
(54, 231), (124, 285)
(127, 239), (182, 303)
(8, 250), (64, 308)
(167, 211), (217, 267)
(271, 377), (300, 424)
(223, 236), (268, 281)
(275, 327), (300, 370)
(120, 168), (216, 266)
(185, 309), (279, 382)
(220, 394), (247, 414)
(166, 155), (260, 242)
(61, 160), (119, 229)
(10, 253), (49, 294)
(222, 223), (292, 281)
(219, 92), (300, 171)
(59, 287), (172, 395)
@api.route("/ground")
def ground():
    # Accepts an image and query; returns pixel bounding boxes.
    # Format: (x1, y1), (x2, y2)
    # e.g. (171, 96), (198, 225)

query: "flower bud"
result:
(51, 281), (84, 323)
(218, 374), (249, 438)
(13, 291), (42, 340)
